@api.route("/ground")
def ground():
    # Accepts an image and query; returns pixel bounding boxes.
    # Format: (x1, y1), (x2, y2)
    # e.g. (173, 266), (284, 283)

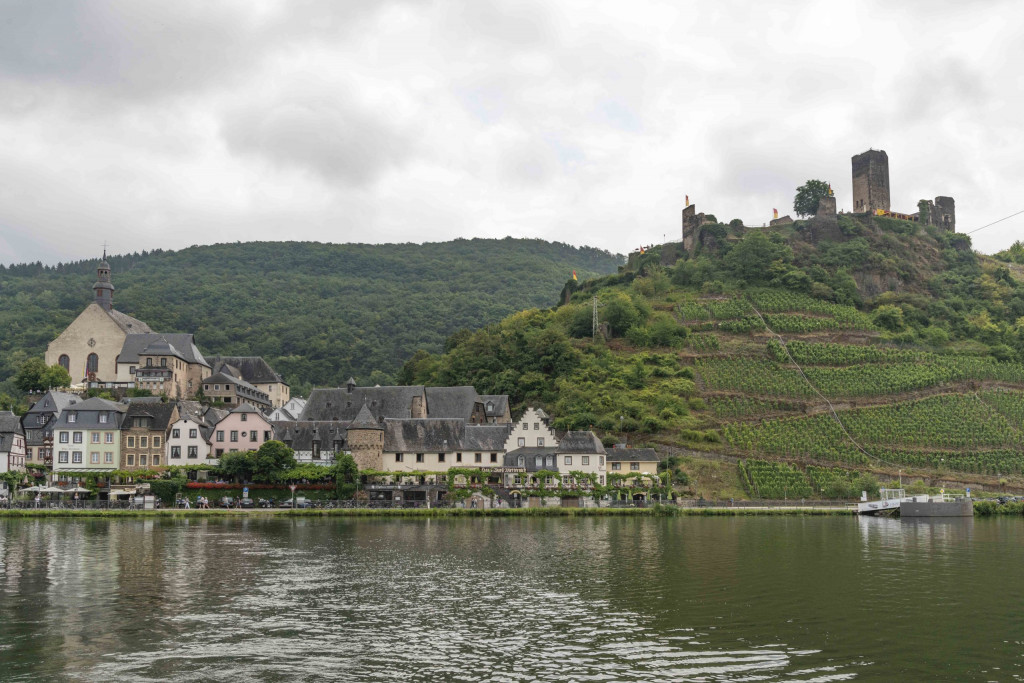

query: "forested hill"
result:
(402, 215), (1024, 497)
(0, 239), (622, 394)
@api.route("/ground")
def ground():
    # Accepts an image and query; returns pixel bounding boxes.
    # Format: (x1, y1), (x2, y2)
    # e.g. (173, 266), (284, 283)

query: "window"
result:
(612, 463), (621, 470)
(68, 413), (77, 423)
(188, 446), (198, 458)
(562, 475), (571, 485)
(250, 431), (257, 441)
(140, 454), (148, 466)
(215, 384), (220, 391)
(395, 453), (404, 462)
(73, 432), (83, 444)
(517, 456), (524, 467)
(264, 431), (271, 441)
(189, 429), (197, 438)
(160, 358), (166, 368)
(38, 415), (46, 425)
(582, 456), (590, 466)
(490, 453), (497, 463)
(58, 354), (70, 371)
(91, 432), (100, 444)
(127, 436), (135, 447)
(146, 358), (153, 367)
(171, 446), (181, 458)
(522, 423), (527, 430)
(631, 463), (640, 471)
(172, 429), (180, 438)
(546, 456), (554, 467)
(99, 412), (108, 424)
(416, 453), (424, 463)
(105, 432), (114, 444)
(600, 475), (605, 485)
(517, 437), (525, 447)
(127, 454), (135, 465)
(600, 456), (605, 466)
(86, 353), (98, 374)
(216, 449), (223, 457)
(130, 366), (135, 374)
(73, 451), (82, 463)
(58, 451), (69, 463)
(90, 452), (99, 464)
(535, 456), (542, 467)
(537, 438), (544, 447)
(564, 456), (572, 466)
(474, 453), (482, 463)
(456, 452), (462, 462)
(534, 423), (539, 430)
(153, 455), (159, 466)
(204, 385), (209, 391)
(216, 430), (224, 442)
(241, 413), (247, 422)
(438, 453), (446, 463)
(59, 432), (69, 444)
(153, 436), (161, 448)
(230, 431), (238, 442)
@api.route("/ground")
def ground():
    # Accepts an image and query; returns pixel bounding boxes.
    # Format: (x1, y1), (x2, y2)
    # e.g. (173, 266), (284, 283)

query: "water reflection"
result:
(1, 517), (1021, 681)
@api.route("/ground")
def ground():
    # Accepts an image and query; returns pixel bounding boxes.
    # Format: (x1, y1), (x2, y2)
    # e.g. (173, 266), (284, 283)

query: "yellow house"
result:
(606, 447), (660, 484)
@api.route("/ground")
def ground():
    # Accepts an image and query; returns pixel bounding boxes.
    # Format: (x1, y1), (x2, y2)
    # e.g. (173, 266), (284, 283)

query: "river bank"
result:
(0, 505), (855, 519)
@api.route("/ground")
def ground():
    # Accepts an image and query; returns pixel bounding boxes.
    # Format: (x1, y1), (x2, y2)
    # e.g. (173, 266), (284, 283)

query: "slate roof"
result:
(175, 400), (206, 423)
(350, 403), (383, 430)
(25, 391), (80, 417)
(301, 386), (425, 422)
(503, 447), (561, 472)
(57, 397), (127, 429)
(118, 333), (207, 366)
(0, 411), (23, 452)
(464, 424), (512, 451)
(606, 447), (660, 462)
(479, 395), (509, 419)
(139, 337), (186, 361)
(207, 356), (286, 386)
(230, 403), (263, 415)
(424, 386), (481, 420)
(383, 419), (465, 452)
(273, 421), (348, 451)
(557, 431), (607, 454)
(268, 398), (306, 421)
(123, 402), (178, 431)
(107, 309), (153, 334)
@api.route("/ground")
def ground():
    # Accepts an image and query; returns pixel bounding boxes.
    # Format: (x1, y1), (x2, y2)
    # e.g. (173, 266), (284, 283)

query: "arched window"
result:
(86, 353), (99, 374)
(58, 355), (70, 371)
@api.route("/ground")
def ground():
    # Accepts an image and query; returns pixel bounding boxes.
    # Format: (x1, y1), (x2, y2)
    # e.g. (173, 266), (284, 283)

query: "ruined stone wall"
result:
(852, 150), (890, 213)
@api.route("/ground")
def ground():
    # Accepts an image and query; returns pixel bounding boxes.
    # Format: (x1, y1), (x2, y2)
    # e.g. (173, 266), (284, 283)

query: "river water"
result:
(0, 515), (1020, 681)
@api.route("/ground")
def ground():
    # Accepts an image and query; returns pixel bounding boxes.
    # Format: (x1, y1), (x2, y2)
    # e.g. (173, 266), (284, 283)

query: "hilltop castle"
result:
(681, 150), (956, 251)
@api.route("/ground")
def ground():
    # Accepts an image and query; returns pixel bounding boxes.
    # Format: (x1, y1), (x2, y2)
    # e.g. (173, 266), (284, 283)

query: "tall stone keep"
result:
(681, 204), (705, 252)
(933, 196), (956, 231)
(852, 150), (890, 214)
(347, 402), (383, 470)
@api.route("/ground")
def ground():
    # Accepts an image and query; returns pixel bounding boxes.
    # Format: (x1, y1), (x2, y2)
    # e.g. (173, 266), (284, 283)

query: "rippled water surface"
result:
(1, 515), (1022, 681)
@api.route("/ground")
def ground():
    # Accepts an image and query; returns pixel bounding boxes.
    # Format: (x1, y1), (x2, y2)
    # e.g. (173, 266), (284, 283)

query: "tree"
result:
(723, 232), (792, 282)
(219, 451), (256, 482)
(333, 453), (359, 500)
(14, 358), (71, 393)
(794, 179), (831, 217)
(252, 440), (297, 482)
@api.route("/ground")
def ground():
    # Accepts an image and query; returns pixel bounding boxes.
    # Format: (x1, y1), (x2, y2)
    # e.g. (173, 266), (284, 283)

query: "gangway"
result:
(857, 488), (907, 514)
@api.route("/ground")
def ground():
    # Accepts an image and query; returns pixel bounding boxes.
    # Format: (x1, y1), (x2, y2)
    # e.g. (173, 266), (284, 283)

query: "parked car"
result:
(238, 497), (255, 509)
(257, 497), (275, 508)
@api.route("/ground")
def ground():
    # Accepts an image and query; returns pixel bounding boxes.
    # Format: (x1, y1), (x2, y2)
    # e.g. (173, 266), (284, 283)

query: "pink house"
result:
(210, 404), (274, 458)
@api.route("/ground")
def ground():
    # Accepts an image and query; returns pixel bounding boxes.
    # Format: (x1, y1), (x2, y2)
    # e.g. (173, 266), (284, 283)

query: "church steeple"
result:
(93, 248), (114, 311)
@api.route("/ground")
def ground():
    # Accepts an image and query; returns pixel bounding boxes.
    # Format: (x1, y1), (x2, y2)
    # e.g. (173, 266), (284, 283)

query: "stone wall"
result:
(852, 150), (890, 213)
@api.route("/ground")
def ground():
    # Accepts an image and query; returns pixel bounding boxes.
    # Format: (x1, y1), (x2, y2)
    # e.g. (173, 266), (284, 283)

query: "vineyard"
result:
(739, 460), (880, 500)
(708, 396), (803, 418)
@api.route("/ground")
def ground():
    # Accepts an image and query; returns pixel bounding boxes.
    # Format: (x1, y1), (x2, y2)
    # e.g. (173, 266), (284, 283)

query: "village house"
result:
(52, 397), (127, 476)
(606, 447), (660, 481)
(268, 396), (307, 422)
(300, 381), (512, 425)
(274, 421), (348, 464)
(207, 356), (290, 408)
(21, 390), (79, 468)
(120, 400), (178, 470)
(500, 408), (607, 489)
(0, 411), (26, 497)
(209, 403), (274, 459)
(115, 334), (210, 398)
(202, 368), (273, 411)
(165, 401), (220, 465)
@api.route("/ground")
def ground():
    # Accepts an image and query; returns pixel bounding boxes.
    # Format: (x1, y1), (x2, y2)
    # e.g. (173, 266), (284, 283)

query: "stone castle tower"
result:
(347, 402), (383, 470)
(852, 149), (890, 214)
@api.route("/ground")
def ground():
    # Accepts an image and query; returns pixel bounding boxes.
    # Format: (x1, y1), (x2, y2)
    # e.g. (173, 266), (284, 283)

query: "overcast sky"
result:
(1, 0), (1021, 264)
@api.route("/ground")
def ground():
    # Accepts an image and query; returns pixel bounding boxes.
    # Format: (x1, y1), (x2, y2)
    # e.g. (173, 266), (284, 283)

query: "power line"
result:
(965, 208), (1024, 235)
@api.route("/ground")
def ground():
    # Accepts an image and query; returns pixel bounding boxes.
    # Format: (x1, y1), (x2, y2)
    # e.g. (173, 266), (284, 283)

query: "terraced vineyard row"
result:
(708, 396), (803, 418)
(724, 395), (1024, 473)
(739, 460), (875, 499)
(678, 290), (876, 331)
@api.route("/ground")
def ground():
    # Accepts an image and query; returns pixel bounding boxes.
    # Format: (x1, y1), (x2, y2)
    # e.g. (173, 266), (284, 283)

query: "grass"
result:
(0, 505), (853, 519)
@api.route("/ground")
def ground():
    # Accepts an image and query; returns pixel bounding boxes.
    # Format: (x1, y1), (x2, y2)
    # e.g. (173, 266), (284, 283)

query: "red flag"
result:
(572, 270), (578, 281)
(773, 208), (779, 219)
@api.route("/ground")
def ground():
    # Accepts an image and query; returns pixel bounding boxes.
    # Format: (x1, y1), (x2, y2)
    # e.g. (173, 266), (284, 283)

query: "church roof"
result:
(107, 308), (153, 334)
(118, 333), (206, 366)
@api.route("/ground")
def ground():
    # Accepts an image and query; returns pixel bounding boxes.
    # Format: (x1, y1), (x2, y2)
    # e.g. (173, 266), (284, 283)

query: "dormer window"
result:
(99, 413), (108, 424)
(67, 413), (77, 423)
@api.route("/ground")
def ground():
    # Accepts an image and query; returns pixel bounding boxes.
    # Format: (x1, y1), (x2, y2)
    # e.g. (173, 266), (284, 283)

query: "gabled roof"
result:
(118, 333), (207, 366)
(123, 402), (178, 431)
(300, 385), (425, 422)
(207, 356), (286, 386)
(557, 431), (606, 454)
(107, 308), (153, 334)
(139, 337), (186, 361)
(424, 386), (481, 420)
(503, 447), (561, 471)
(230, 403), (263, 414)
(383, 418), (463, 452)
(464, 424), (512, 451)
(71, 397), (128, 413)
(350, 403), (383, 430)
(0, 411), (23, 436)
(479, 395), (509, 418)
(606, 447), (660, 462)
(272, 421), (347, 451)
(25, 391), (80, 416)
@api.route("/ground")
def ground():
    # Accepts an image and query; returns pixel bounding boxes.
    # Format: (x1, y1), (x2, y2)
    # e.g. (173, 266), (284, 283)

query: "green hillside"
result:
(0, 239), (622, 395)
(402, 215), (1024, 497)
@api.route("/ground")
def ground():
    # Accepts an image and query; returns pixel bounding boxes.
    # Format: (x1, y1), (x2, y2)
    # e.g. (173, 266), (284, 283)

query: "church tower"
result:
(93, 252), (114, 311)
